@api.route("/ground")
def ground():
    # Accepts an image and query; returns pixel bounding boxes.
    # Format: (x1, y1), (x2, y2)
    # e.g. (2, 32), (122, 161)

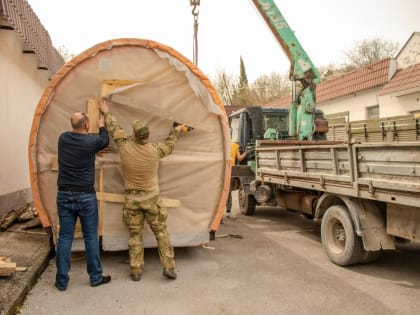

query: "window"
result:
(262, 113), (289, 139)
(262, 113), (288, 132)
(366, 105), (379, 119)
(230, 117), (240, 142)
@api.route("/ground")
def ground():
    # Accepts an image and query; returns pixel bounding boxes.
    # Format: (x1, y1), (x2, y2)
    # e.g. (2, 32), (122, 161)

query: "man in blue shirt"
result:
(55, 111), (111, 291)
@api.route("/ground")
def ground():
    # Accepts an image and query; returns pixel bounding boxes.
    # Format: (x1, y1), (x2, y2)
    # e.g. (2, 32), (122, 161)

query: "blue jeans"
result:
(55, 191), (103, 288)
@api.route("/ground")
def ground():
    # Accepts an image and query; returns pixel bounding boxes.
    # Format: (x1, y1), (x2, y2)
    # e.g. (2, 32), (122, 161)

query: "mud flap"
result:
(353, 199), (395, 251)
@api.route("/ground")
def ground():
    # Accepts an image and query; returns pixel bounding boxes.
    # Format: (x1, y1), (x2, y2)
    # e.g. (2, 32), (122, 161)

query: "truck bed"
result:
(255, 140), (420, 208)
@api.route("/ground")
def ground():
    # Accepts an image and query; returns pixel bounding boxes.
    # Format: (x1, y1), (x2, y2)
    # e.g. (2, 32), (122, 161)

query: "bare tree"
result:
(212, 68), (237, 106)
(252, 72), (290, 104)
(344, 38), (399, 68)
(211, 68), (291, 106)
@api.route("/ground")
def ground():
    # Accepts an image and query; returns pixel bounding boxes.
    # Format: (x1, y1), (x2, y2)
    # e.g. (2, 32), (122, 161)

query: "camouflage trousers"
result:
(123, 194), (175, 275)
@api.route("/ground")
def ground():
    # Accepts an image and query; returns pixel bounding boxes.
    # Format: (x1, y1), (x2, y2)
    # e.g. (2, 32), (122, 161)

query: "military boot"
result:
(130, 267), (142, 281)
(163, 268), (177, 280)
(131, 273), (141, 281)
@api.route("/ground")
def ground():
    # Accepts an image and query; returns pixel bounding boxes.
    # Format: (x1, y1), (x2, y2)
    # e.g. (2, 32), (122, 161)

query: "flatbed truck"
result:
(242, 139), (420, 265)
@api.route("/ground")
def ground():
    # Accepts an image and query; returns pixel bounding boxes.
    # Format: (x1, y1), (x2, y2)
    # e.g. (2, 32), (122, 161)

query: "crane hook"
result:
(190, 0), (200, 17)
(190, 0), (200, 65)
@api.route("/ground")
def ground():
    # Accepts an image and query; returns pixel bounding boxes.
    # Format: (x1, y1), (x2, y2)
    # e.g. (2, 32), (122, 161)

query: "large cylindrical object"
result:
(28, 38), (231, 250)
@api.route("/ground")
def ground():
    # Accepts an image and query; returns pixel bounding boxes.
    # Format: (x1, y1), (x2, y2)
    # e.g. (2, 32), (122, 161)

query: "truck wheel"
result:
(238, 186), (256, 216)
(321, 205), (365, 266)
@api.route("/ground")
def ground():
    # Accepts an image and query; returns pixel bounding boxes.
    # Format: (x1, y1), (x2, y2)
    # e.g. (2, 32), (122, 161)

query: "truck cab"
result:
(229, 106), (327, 162)
(229, 106), (290, 162)
(228, 106), (327, 215)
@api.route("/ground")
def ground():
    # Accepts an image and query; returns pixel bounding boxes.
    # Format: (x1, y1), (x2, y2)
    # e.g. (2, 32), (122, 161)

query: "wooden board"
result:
(96, 192), (180, 208)
(0, 256), (16, 276)
(87, 99), (100, 134)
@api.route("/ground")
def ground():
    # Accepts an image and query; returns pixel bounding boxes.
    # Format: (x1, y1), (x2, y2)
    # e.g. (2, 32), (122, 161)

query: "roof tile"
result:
(0, 0), (64, 74)
(264, 59), (392, 108)
(380, 63), (420, 95)
(317, 58), (391, 102)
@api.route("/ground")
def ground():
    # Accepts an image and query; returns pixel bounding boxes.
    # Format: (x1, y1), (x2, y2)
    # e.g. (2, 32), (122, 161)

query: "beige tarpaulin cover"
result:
(28, 38), (231, 250)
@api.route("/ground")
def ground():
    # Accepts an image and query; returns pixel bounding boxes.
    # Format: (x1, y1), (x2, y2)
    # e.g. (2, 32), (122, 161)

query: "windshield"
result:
(263, 113), (288, 132)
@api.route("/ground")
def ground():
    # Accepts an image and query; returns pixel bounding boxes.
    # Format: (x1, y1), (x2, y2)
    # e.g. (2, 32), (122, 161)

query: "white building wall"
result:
(379, 92), (420, 116)
(397, 33), (420, 69)
(318, 88), (381, 121)
(0, 29), (50, 209)
(319, 88), (420, 121)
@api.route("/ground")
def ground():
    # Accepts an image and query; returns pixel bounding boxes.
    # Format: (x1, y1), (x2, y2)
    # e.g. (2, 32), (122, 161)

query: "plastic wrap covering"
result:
(28, 38), (231, 250)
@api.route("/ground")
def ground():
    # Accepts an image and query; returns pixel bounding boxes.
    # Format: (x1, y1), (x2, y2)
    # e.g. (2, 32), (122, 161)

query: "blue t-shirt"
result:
(57, 127), (109, 192)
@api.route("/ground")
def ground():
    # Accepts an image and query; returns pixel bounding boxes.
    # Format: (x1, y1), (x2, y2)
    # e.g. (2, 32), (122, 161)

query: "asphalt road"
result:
(18, 192), (420, 315)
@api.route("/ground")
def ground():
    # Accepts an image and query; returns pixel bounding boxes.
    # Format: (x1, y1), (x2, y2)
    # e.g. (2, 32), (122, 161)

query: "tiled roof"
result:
(379, 63), (420, 95)
(0, 0), (64, 75)
(317, 58), (391, 102)
(264, 58), (392, 108)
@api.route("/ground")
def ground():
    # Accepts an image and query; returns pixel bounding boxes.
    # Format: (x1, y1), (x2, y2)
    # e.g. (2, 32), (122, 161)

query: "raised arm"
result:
(95, 113), (110, 151)
(99, 99), (128, 146)
(156, 125), (184, 158)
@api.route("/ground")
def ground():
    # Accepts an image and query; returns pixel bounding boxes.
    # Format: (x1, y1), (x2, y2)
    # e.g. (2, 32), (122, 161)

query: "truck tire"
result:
(321, 205), (365, 266)
(239, 186), (256, 216)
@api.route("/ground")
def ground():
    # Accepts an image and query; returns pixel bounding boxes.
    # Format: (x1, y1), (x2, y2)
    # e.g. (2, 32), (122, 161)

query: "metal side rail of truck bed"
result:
(255, 140), (420, 208)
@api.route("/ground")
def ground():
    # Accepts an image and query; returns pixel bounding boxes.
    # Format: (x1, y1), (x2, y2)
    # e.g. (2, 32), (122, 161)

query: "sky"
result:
(27, 0), (420, 82)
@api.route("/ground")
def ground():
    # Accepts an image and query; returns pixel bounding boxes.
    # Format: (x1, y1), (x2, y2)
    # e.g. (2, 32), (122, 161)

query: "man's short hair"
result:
(71, 112), (89, 130)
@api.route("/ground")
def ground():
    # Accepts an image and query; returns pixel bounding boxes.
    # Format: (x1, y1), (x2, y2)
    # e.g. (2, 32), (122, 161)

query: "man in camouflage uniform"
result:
(100, 99), (185, 281)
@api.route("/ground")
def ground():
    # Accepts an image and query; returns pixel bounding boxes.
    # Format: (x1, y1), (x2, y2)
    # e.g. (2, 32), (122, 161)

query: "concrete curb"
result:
(0, 229), (52, 315)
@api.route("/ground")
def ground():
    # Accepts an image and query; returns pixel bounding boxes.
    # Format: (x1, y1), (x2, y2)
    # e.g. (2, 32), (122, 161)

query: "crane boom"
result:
(251, 0), (320, 139)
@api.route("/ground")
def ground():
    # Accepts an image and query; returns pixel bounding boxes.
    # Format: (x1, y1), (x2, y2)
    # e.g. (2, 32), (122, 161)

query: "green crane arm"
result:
(251, 0), (320, 140)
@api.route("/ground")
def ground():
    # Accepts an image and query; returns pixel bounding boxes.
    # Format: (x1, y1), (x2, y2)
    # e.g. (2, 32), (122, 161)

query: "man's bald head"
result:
(71, 112), (89, 132)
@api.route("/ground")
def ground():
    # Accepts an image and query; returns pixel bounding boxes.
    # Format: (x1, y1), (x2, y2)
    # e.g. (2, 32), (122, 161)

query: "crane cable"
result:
(190, 0), (200, 65)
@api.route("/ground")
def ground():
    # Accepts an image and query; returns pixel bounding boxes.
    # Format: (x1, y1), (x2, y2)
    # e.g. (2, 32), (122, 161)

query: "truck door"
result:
(239, 112), (251, 153)
(229, 111), (252, 165)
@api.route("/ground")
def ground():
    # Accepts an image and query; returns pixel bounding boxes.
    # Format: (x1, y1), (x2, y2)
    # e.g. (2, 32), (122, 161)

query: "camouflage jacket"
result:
(104, 112), (180, 195)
